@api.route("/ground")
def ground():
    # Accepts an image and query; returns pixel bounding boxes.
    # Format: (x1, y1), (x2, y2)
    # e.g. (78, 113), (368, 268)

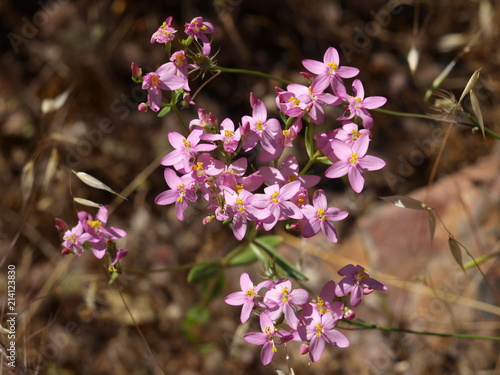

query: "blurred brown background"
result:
(1, 0), (499, 374)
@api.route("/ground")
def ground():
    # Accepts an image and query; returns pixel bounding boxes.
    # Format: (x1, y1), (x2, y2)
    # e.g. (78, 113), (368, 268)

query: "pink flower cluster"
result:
(225, 266), (387, 365)
(132, 16), (217, 112)
(140, 18), (387, 242)
(55, 206), (128, 269)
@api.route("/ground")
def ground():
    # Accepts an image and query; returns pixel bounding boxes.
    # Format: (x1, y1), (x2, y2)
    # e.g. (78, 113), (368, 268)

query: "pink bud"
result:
(300, 71), (313, 82)
(249, 92), (258, 108)
(343, 308), (356, 320)
(131, 62), (142, 78)
(300, 344), (309, 355)
(183, 93), (195, 105)
(55, 218), (68, 231)
(61, 248), (71, 255)
(138, 102), (148, 112)
(288, 222), (302, 232)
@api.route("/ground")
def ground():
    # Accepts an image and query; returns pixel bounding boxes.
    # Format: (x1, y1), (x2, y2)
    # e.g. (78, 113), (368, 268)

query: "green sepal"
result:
(317, 156), (333, 165)
(187, 262), (222, 284)
(305, 125), (314, 158)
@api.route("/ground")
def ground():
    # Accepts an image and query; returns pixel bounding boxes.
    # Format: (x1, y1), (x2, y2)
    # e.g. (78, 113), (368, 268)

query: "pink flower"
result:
(184, 16), (217, 55)
(189, 108), (218, 131)
(296, 309), (349, 362)
(250, 180), (304, 231)
(142, 64), (185, 112)
(264, 278), (310, 329)
(275, 87), (308, 119)
(300, 190), (348, 242)
(335, 264), (388, 307)
(304, 281), (344, 319)
(243, 311), (293, 366)
(201, 118), (241, 153)
(160, 50), (197, 91)
(150, 16), (177, 44)
(160, 128), (217, 172)
(242, 94), (282, 154)
(61, 222), (96, 256)
(217, 188), (271, 240)
(287, 77), (342, 124)
(334, 121), (371, 146)
(336, 79), (387, 129)
(324, 133), (385, 193)
(259, 155), (320, 188)
(78, 206), (127, 259)
(224, 273), (273, 323)
(302, 46), (359, 88)
(155, 168), (197, 221)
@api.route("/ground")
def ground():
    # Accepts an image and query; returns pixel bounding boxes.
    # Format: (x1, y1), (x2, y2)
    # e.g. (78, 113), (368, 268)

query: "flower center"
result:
(245, 288), (257, 299)
(281, 287), (290, 303)
(315, 323), (324, 337)
(317, 208), (326, 221)
(256, 120), (264, 131)
(235, 198), (246, 213)
(327, 62), (338, 74)
(351, 129), (362, 141)
(151, 74), (160, 87)
(288, 96), (300, 106)
(177, 184), (185, 202)
(271, 191), (280, 204)
(88, 220), (102, 233)
(183, 139), (192, 153)
(349, 153), (359, 165)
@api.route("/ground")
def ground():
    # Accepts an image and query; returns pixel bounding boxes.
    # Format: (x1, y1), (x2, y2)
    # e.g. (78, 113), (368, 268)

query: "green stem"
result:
(213, 65), (292, 85)
(374, 108), (500, 140)
(343, 319), (500, 341)
(171, 102), (189, 134)
(300, 150), (322, 175)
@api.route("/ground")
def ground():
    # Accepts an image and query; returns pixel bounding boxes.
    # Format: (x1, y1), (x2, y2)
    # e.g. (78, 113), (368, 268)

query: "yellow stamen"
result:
(271, 191), (280, 204)
(317, 208), (326, 221)
(349, 153), (359, 165)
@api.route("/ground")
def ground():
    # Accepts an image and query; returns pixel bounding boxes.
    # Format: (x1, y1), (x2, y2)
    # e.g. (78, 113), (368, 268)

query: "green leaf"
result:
(224, 244), (258, 266)
(158, 105), (172, 117)
(256, 235), (283, 248)
(253, 238), (308, 281)
(317, 156), (333, 165)
(187, 262), (222, 284)
(305, 125), (314, 158)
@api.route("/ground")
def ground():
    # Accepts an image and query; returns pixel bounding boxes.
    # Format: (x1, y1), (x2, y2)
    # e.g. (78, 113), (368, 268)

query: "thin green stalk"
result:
(213, 65), (292, 85)
(374, 108), (500, 140)
(300, 150), (322, 176)
(343, 319), (500, 341)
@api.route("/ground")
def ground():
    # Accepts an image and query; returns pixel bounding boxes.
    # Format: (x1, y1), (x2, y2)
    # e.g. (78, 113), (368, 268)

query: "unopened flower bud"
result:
(203, 214), (215, 225)
(300, 344), (310, 355)
(61, 247), (71, 255)
(343, 308), (356, 320)
(300, 71), (313, 82)
(138, 102), (148, 112)
(131, 62), (142, 81)
(55, 218), (68, 232)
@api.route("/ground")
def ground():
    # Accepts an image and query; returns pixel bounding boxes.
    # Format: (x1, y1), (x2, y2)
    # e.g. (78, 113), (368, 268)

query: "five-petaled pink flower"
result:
(296, 309), (350, 362)
(324, 133), (385, 193)
(264, 278), (309, 329)
(243, 311), (293, 366)
(336, 79), (387, 129)
(155, 168), (196, 221)
(160, 128), (217, 172)
(142, 64), (185, 112)
(300, 189), (348, 242)
(302, 46), (359, 89)
(150, 16), (177, 44)
(225, 273), (274, 323)
(184, 16), (217, 55)
(335, 264), (388, 307)
(201, 118), (241, 153)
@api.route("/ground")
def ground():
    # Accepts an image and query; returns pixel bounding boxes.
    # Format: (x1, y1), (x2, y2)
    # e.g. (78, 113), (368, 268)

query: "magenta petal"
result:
(302, 59), (326, 75)
(348, 167), (364, 193)
(325, 162), (349, 179)
(155, 190), (178, 205)
(324, 47), (340, 65)
(243, 332), (268, 346)
(362, 96), (387, 109)
(309, 335), (326, 362)
(352, 79), (365, 99)
(359, 155), (386, 171)
(160, 149), (184, 166)
(290, 288), (310, 304)
(240, 273), (253, 291)
(337, 66), (359, 78)
(320, 280), (336, 302)
(320, 220), (338, 242)
(225, 291), (246, 306)
(323, 329), (350, 348)
(240, 301), (254, 323)
(312, 189), (327, 209)
(261, 342), (275, 365)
